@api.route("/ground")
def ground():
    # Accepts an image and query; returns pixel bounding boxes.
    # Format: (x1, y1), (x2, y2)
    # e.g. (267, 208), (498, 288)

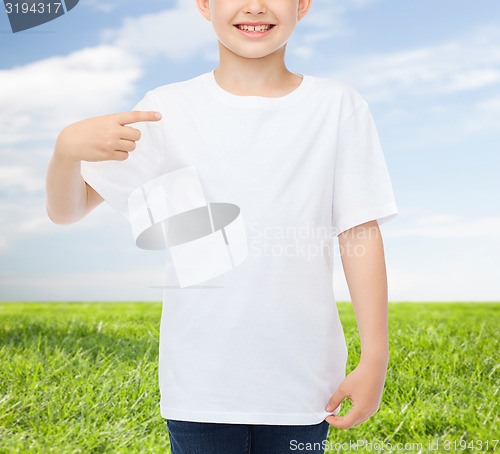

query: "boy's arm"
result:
(46, 147), (103, 225)
(45, 110), (161, 225)
(325, 219), (390, 429)
(340, 219), (390, 361)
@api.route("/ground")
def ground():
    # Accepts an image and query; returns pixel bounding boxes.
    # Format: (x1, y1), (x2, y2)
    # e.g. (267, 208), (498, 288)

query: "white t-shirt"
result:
(80, 69), (398, 426)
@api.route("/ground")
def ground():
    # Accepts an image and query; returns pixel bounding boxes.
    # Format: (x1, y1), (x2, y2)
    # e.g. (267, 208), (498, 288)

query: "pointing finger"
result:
(114, 111), (162, 126)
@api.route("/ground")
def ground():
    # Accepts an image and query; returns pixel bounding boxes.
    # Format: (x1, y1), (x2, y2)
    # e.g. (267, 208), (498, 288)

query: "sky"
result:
(0, 0), (499, 302)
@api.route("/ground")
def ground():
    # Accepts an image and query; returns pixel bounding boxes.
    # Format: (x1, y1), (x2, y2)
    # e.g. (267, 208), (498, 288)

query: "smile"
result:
(233, 23), (276, 38)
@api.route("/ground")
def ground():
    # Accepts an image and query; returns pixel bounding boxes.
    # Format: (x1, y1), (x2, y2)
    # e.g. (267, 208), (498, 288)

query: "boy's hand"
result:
(324, 355), (388, 429)
(54, 111), (162, 163)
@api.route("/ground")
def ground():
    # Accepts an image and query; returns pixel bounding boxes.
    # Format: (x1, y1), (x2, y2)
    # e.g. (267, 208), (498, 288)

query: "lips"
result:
(233, 23), (276, 39)
(234, 26), (274, 40)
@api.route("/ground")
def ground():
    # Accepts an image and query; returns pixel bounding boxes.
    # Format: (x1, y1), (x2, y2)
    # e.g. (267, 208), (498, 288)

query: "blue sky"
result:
(1, 0), (499, 302)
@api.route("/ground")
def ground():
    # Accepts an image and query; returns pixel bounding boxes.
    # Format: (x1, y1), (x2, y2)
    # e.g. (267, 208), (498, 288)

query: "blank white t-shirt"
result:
(80, 69), (398, 425)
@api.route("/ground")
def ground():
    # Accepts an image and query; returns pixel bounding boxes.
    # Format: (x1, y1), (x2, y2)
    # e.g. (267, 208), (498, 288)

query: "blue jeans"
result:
(166, 419), (331, 454)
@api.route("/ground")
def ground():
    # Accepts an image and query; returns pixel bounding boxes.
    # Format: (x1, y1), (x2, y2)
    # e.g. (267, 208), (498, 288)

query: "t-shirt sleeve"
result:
(80, 90), (165, 222)
(331, 100), (398, 236)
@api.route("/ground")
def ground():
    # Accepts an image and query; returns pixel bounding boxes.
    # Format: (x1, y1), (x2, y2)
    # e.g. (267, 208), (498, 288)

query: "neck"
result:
(214, 42), (301, 97)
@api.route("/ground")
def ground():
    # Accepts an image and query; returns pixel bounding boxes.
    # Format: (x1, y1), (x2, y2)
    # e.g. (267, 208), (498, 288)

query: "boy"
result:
(45, 0), (398, 452)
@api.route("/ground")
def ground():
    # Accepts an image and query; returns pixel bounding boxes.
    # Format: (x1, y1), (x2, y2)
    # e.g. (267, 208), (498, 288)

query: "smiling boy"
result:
(46, 0), (398, 453)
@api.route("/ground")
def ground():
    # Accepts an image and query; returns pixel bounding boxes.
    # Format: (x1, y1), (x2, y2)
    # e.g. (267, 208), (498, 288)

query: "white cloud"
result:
(0, 165), (45, 192)
(290, 46), (314, 59)
(0, 45), (142, 145)
(328, 26), (500, 103)
(101, 0), (215, 62)
(416, 214), (460, 226)
(444, 69), (500, 92)
(334, 248), (500, 302)
(462, 93), (500, 135)
(0, 196), (128, 250)
(302, 31), (338, 44)
(331, 210), (500, 300)
(289, 0), (380, 59)
(321, 25), (500, 143)
(384, 264), (500, 302)
(383, 216), (500, 238)
(300, 4), (349, 35)
(1, 267), (164, 289)
(0, 266), (166, 301)
(303, 0), (379, 27)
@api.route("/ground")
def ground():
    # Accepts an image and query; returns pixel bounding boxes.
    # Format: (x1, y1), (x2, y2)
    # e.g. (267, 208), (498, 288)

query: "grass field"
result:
(0, 302), (498, 453)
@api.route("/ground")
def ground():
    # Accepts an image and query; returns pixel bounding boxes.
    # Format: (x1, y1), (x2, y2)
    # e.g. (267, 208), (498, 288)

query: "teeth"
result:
(238, 24), (271, 32)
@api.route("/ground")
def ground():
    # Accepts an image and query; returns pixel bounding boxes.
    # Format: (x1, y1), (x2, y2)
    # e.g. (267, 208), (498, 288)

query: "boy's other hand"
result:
(54, 111), (162, 163)
(324, 356), (388, 429)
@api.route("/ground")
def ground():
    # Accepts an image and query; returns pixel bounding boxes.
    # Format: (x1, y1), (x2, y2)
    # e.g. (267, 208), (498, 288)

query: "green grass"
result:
(0, 302), (498, 453)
